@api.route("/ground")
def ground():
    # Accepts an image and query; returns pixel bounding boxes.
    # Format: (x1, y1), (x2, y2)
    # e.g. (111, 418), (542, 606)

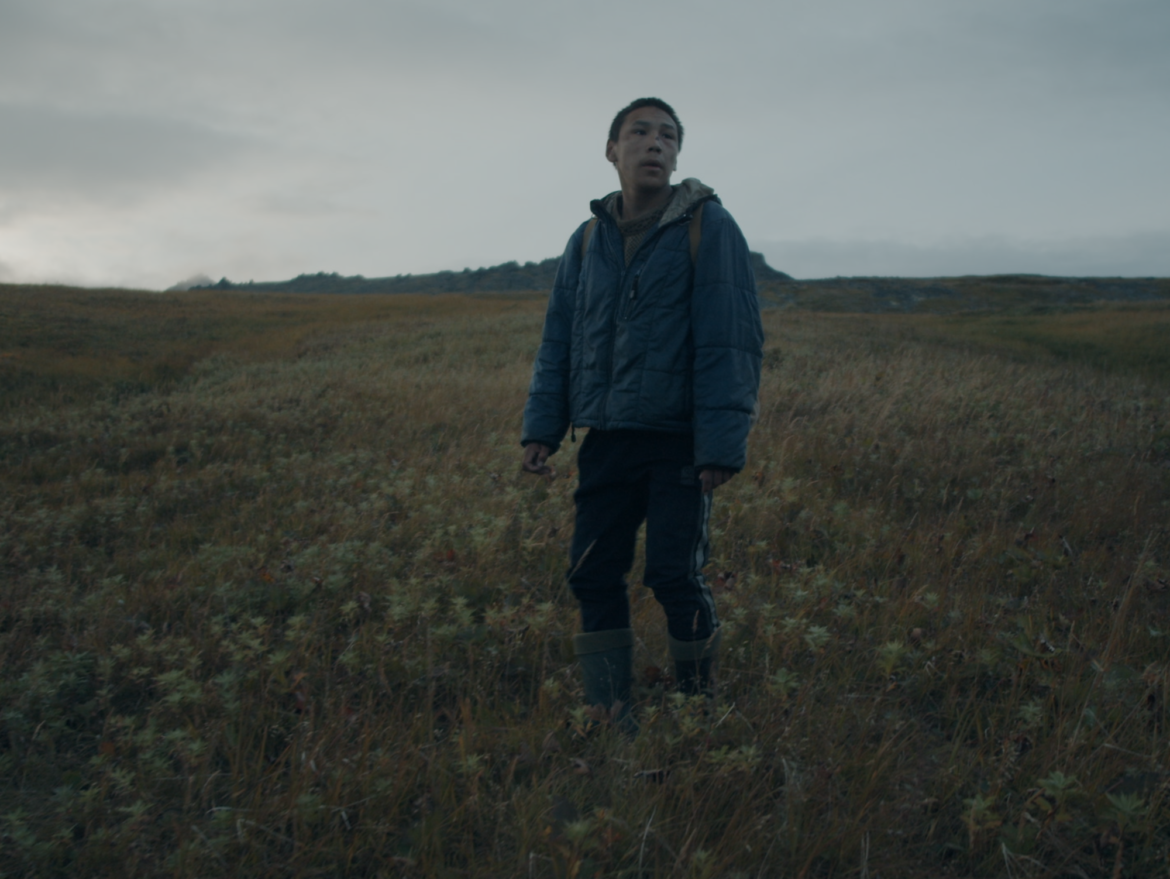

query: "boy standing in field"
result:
(521, 98), (763, 726)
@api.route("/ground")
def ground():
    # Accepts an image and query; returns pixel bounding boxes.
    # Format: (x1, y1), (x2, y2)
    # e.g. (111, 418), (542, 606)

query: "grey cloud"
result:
(758, 233), (1170, 280)
(0, 103), (252, 206)
(5, 0), (1165, 114)
(0, 0), (550, 111)
(0, 0), (1166, 286)
(250, 192), (379, 219)
(984, 0), (1170, 95)
(817, 0), (1170, 96)
(4, 0), (1163, 140)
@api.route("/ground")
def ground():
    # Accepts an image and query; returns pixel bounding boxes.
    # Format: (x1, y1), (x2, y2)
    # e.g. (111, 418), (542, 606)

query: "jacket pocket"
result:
(637, 368), (690, 426)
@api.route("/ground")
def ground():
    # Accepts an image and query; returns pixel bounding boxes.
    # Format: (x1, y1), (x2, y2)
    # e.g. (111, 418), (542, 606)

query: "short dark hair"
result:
(608, 97), (684, 149)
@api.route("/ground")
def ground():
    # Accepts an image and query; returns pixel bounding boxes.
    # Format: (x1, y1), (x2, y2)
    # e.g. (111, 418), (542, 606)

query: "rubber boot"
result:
(669, 628), (722, 699)
(573, 628), (637, 735)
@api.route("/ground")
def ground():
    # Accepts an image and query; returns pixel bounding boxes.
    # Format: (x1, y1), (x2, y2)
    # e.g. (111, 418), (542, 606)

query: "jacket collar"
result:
(590, 177), (717, 225)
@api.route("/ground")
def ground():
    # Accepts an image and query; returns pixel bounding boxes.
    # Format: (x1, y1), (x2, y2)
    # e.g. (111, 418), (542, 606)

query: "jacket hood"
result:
(594, 177), (717, 226)
(662, 178), (717, 225)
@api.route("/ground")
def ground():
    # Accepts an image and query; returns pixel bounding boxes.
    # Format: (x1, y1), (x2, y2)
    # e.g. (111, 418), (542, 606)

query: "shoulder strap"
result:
(688, 202), (705, 265)
(580, 217), (598, 261)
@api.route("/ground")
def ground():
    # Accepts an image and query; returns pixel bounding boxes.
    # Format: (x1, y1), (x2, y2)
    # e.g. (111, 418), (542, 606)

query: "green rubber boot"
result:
(573, 628), (637, 735)
(669, 628), (722, 699)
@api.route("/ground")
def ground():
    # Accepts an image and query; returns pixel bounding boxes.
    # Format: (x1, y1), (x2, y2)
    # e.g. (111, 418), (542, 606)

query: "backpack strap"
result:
(580, 201), (704, 264)
(580, 217), (598, 261)
(688, 201), (705, 265)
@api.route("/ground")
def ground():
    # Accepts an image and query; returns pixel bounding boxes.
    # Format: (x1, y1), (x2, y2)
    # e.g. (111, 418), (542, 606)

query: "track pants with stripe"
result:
(568, 429), (719, 643)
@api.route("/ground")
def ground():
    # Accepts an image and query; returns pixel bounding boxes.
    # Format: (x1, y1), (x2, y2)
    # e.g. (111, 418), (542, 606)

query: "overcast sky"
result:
(1, 0), (1167, 287)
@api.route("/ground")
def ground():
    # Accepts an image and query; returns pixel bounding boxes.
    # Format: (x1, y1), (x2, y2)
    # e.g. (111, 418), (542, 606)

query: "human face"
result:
(605, 107), (679, 194)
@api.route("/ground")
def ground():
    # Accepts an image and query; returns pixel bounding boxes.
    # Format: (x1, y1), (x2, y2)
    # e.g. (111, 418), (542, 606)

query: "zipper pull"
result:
(571, 424), (577, 443)
(629, 274), (640, 300)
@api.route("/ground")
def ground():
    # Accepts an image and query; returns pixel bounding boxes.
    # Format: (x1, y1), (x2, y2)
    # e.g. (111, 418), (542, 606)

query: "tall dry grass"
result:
(1, 292), (1168, 877)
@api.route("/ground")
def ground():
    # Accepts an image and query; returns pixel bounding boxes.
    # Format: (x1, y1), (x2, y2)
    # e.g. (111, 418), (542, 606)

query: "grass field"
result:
(906, 304), (1170, 386)
(1, 284), (1169, 877)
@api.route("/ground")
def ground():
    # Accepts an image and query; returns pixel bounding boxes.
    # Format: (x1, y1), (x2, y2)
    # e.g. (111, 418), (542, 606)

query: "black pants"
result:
(568, 430), (719, 642)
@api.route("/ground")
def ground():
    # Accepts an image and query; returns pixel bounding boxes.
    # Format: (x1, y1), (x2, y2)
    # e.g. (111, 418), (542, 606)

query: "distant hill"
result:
(188, 256), (1168, 314)
(193, 252), (793, 296)
(757, 274), (1170, 314)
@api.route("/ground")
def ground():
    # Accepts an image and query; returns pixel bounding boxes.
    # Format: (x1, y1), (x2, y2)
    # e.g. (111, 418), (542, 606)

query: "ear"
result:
(605, 139), (618, 165)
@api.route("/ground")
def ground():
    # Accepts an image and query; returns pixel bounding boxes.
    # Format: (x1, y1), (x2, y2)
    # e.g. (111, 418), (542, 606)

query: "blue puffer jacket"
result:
(521, 179), (764, 472)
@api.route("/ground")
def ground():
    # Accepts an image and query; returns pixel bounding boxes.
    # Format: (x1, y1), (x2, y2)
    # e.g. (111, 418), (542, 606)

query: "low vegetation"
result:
(1, 284), (1168, 877)
(758, 275), (1170, 319)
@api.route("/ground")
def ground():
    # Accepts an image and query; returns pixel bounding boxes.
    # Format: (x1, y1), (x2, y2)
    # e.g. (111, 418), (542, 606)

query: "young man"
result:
(521, 97), (763, 725)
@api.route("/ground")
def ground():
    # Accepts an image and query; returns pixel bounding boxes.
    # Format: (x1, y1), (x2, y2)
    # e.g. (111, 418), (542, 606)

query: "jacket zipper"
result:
(620, 211), (690, 320)
(625, 273), (641, 320)
(600, 211), (692, 428)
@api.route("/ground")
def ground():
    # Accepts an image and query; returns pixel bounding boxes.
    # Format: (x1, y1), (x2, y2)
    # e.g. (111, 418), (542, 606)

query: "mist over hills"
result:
(183, 252), (1169, 314)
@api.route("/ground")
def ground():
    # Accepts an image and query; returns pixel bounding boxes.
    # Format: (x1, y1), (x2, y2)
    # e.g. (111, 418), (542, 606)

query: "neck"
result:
(618, 182), (673, 222)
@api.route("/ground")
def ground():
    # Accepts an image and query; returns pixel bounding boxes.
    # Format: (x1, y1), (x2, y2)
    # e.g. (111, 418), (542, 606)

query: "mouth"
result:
(641, 161), (664, 171)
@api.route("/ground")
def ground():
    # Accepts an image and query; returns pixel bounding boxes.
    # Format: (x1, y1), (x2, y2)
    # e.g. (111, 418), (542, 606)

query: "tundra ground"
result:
(1, 287), (1169, 877)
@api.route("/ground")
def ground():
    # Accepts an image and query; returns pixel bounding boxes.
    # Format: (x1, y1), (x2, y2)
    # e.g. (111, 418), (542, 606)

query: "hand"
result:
(699, 468), (733, 494)
(522, 443), (554, 477)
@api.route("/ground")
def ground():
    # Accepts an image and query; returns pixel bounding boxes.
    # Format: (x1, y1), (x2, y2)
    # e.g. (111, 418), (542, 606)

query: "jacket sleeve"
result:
(690, 203), (764, 472)
(520, 222), (586, 454)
